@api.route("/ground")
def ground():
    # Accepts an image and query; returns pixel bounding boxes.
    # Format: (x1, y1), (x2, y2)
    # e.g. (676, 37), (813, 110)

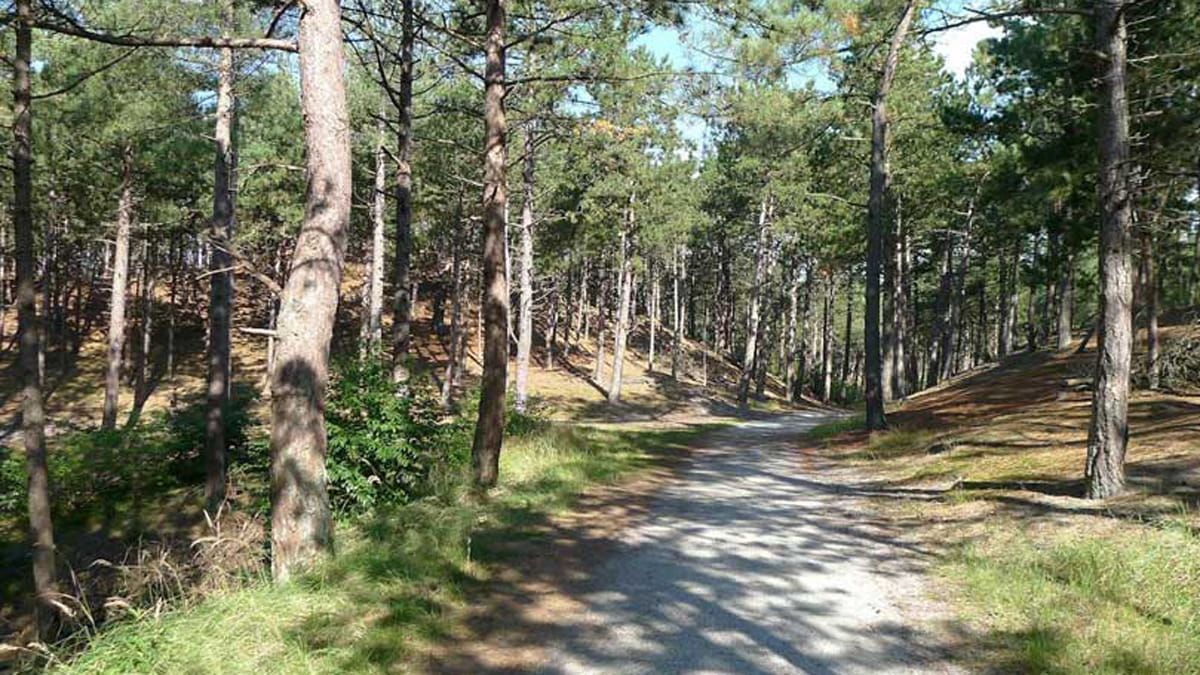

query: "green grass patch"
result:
(949, 524), (1200, 674)
(807, 415), (865, 441)
(56, 423), (717, 674)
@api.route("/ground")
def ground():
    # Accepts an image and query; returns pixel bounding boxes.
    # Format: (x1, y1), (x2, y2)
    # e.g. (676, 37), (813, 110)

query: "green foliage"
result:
(325, 355), (459, 515)
(951, 525), (1200, 674)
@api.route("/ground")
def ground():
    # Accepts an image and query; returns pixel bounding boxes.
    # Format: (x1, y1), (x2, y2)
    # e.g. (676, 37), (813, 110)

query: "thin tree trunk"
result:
(1057, 254), (1074, 350)
(842, 274), (853, 394)
(738, 197), (770, 408)
(102, 145), (135, 430)
(441, 240), (465, 407)
(1085, 0), (1133, 500)
(514, 124), (536, 412)
(786, 270), (799, 401)
(671, 245), (683, 380)
(470, 0), (510, 489)
(547, 279), (559, 369)
(593, 266), (609, 383)
(269, 0), (352, 580)
(865, 0), (917, 429)
(167, 235), (178, 406)
(205, 2), (236, 511)
(882, 212), (896, 402)
(391, 0), (415, 384)
(361, 107), (387, 353)
(13, 0), (57, 634)
(821, 274), (834, 402)
(1142, 225), (1159, 389)
(999, 242), (1019, 356)
(798, 262), (813, 398)
(893, 209), (909, 396)
(134, 240), (155, 408)
(649, 263), (658, 373)
(608, 216), (634, 403)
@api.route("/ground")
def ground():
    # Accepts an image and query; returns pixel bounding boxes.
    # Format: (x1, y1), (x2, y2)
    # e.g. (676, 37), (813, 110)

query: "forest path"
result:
(432, 411), (962, 675)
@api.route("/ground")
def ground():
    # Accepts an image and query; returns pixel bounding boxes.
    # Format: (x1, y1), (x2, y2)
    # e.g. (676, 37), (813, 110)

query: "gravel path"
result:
(531, 411), (961, 675)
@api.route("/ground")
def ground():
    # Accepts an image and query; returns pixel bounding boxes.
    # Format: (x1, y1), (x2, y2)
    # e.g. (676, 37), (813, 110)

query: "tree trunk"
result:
(547, 279), (559, 369)
(514, 124), (535, 412)
(391, 0), (415, 384)
(798, 262), (813, 397)
(608, 215), (634, 403)
(1142, 226), (1159, 390)
(649, 263), (658, 373)
(269, 0), (351, 580)
(786, 270), (799, 401)
(999, 242), (1019, 356)
(842, 274), (853, 395)
(882, 213), (896, 402)
(134, 240), (155, 409)
(893, 211), (909, 397)
(470, 0), (509, 489)
(13, 0), (57, 634)
(1056, 254), (1074, 350)
(592, 266), (609, 383)
(102, 145), (135, 430)
(671, 246), (683, 380)
(441, 238), (465, 407)
(205, 6), (236, 511)
(821, 274), (834, 402)
(738, 197), (771, 408)
(865, 0), (916, 429)
(361, 108), (387, 353)
(1085, 0), (1133, 500)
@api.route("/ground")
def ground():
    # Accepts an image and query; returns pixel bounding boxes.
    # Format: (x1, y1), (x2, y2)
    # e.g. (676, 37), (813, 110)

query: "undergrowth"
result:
(52, 421), (716, 674)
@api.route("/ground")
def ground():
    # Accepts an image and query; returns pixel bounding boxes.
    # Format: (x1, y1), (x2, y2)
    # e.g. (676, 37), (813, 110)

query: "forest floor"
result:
(422, 411), (963, 675)
(809, 323), (1200, 674)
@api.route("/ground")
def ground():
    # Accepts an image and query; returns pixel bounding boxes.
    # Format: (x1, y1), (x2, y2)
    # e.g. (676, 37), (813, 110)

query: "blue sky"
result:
(630, 2), (1003, 146)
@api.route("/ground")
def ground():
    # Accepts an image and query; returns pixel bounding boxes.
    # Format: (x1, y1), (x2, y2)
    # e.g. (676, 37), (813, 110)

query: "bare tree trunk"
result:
(269, 0), (351, 580)
(798, 263), (813, 398)
(547, 279), (559, 369)
(649, 263), (658, 373)
(608, 216), (634, 403)
(738, 197), (770, 408)
(592, 266), (609, 383)
(13, 0), (57, 634)
(514, 124), (536, 412)
(882, 214), (896, 402)
(671, 246), (683, 380)
(785, 270), (799, 400)
(865, 0), (917, 429)
(361, 108), (387, 353)
(205, 3), (236, 511)
(842, 274), (853, 395)
(134, 240), (155, 408)
(471, 0), (509, 489)
(391, 0), (415, 384)
(893, 212), (909, 396)
(1142, 225), (1159, 389)
(167, 235), (178, 406)
(102, 145), (135, 430)
(441, 241), (465, 407)
(999, 242), (1019, 356)
(1085, 0), (1133, 500)
(1056, 254), (1074, 350)
(821, 274), (834, 402)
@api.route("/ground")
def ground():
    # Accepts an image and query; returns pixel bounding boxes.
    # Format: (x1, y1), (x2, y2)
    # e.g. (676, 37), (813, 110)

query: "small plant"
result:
(325, 354), (461, 514)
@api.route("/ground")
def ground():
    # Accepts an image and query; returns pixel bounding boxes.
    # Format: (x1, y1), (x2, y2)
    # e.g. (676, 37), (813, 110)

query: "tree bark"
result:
(134, 240), (155, 410)
(1085, 0), (1133, 500)
(205, 4), (236, 511)
(391, 0), (415, 384)
(13, 0), (57, 634)
(842, 274), (853, 395)
(786, 270), (799, 401)
(865, 0), (916, 429)
(649, 263), (659, 373)
(514, 124), (535, 412)
(269, 0), (351, 580)
(608, 212), (634, 404)
(671, 246), (683, 379)
(999, 242), (1019, 356)
(592, 266), (609, 383)
(441, 235), (465, 407)
(470, 0), (509, 489)
(821, 273), (834, 402)
(361, 108), (387, 353)
(102, 145), (135, 430)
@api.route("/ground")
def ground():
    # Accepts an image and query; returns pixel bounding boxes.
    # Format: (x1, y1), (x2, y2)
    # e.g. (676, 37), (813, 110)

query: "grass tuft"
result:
(950, 523), (1200, 674)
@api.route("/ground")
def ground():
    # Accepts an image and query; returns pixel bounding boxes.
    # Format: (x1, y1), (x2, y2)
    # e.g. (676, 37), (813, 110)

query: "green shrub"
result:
(325, 355), (462, 515)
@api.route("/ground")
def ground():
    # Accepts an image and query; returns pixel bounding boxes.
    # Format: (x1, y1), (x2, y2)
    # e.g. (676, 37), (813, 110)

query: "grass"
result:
(950, 523), (1200, 674)
(52, 422), (719, 674)
(806, 415), (864, 440)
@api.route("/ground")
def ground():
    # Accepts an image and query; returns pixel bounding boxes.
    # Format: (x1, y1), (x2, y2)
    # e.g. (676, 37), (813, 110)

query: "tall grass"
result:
(951, 523), (1200, 674)
(55, 423), (715, 674)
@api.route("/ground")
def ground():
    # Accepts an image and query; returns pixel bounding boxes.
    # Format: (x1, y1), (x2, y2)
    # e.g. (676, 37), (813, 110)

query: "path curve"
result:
(438, 411), (962, 675)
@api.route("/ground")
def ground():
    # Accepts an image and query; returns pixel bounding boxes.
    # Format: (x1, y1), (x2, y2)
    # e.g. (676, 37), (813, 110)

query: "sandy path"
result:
(433, 412), (962, 675)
